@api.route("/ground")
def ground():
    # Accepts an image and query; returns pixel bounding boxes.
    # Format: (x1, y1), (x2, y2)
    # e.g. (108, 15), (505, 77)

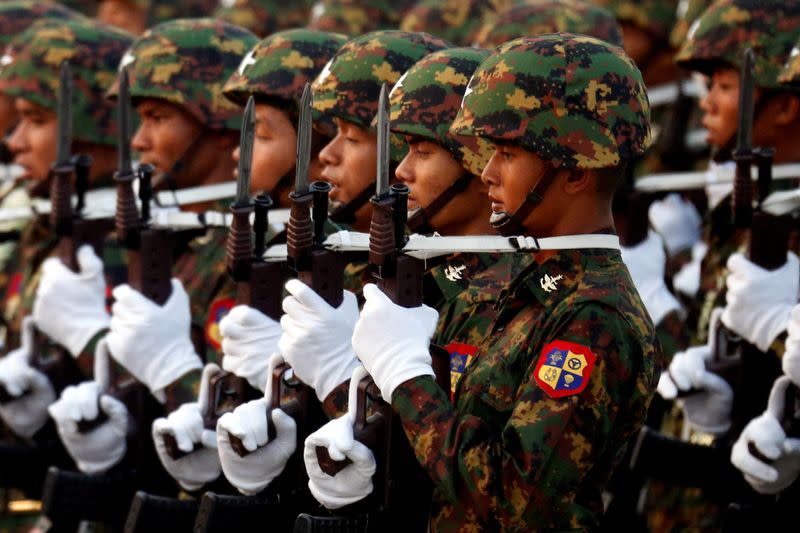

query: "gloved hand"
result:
(152, 364), (222, 491)
(220, 305), (282, 392)
(0, 317), (56, 438)
(351, 284), (438, 402)
(782, 304), (800, 386)
(673, 241), (708, 298)
(731, 376), (800, 494)
(621, 231), (682, 326)
(722, 252), (799, 352)
(279, 279), (360, 401)
(658, 310), (733, 435)
(304, 365), (376, 509)
(106, 279), (202, 401)
(217, 352), (297, 495)
(648, 193), (701, 257)
(48, 375), (128, 474)
(32, 245), (110, 357)
(705, 160), (736, 210)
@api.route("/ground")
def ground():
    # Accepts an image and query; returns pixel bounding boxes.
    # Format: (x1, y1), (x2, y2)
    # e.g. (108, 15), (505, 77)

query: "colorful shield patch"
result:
(446, 341), (478, 400)
(205, 297), (235, 352)
(3, 272), (22, 315)
(534, 340), (596, 399)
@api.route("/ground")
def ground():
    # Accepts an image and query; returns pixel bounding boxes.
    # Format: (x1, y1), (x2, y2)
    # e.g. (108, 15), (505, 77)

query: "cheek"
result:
(251, 138), (296, 191)
(343, 143), (376, 192)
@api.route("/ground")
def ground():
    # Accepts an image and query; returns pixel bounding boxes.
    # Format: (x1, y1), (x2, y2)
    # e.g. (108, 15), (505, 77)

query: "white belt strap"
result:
(636, 163), (800, 193)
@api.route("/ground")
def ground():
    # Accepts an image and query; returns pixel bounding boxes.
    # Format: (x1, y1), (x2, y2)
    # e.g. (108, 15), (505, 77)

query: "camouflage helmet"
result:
(452, 34), (651, 169)
(475, 0), (624, 49)
(399, 0), (498, 47)
(670, 0), (712, 48)
(58, 0), (96, 16)
(213, 0), (313, 37)
(149, 0), (219, 24)
(390, 47), (493, 176)
(109, 18), (259, 131)
(676, 0), (800, 89)
(593, 0), (678, 42)
(0, 17), (133, 146)
(0, 1), (83, 47)
(223, 29), (347, 136)
(312, 30), (451, 129)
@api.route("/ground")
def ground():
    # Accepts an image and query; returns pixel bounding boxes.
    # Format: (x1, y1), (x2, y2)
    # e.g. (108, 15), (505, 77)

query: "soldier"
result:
(0, 17), (132, 439)
(474, 0), (623, 49)
(399, 0), (499, 47)
(46, 18), (258, 478)
(151, 28), (346, 494)
(96, 0), (150, 34)
(213, 0), (313, 37)
(298, 33), (658, 530)
(308, 0), (417, 36)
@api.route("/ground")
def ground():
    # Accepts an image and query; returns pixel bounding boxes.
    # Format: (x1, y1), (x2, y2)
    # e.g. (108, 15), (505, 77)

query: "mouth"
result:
(407, 195), (420, 210)
(488, 192), (504, 213)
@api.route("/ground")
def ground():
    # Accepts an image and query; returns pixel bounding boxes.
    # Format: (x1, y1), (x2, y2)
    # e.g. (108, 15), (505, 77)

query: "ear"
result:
(770, 93), (800, 126)
(563, 168), (590, 194)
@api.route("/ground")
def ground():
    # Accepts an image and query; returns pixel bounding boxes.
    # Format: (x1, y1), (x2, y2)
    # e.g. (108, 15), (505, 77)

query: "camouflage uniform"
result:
(107, 18), (258, 398)
(308, 0), (417, 36)
(384, 35), (658, 531)
(399, 0), (499, 47)
(474, 0), (624, 49)
(0, 17), (133, 358)
(213, 0), (314, 37)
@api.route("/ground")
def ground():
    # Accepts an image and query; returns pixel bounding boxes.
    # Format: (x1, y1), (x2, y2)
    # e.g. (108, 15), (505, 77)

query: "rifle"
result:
(310, 85), (450, 533)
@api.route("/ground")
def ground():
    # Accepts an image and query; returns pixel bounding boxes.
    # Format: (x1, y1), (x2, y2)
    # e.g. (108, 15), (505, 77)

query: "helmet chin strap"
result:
(153, 129), (209, 207)
(490, 165), (559, 237)
(407, 172), (474, 234)
(328, 181), (375, 225)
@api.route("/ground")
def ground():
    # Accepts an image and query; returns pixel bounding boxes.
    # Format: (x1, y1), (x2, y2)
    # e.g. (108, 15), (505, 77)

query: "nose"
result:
(394, 152), (414, 184)
(481, 151), (501, 187)
(232, 145), (240, 165)
(6, 120), (28, 156)
(131, 122), (150, 154)
(318, 134), (341, 169)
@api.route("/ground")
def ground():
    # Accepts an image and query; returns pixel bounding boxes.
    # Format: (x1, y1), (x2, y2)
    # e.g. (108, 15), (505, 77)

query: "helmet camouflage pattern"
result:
(670, 0), (712, 48)
(0, 17), (133, 146)
(779, 41), (800, 86)
(399, 0), (498, 47)
(312, 30), (451, 161)
(475, 0), (623, 49)
(676, 0), (800, 89)
(109, 18), (259, 131)
(213, 0), (313, 37)
(452, 34), (651, 169)
(593, 0), (678, 41)
(390, 47), (493, 176)
(149, 0), (219, 24)
(223, 29), (347, 135)
(0, 1), (83, 47)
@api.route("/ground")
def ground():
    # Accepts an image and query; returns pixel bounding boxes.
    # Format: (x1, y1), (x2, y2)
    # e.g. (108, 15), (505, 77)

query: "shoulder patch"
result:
(534, 340), (596, 399)
(205, 297), (235, 352)
(446, 341), (479, 400)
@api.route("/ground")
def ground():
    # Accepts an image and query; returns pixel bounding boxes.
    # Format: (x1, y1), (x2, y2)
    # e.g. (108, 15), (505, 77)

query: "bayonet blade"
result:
(376, 83), (390, 196)
(294, 83), (312, 194)
(117, 67), (132, 174)
(56, 61), (72, 166)
(236, 96), (255, 205)
(736, 48), (755, 154)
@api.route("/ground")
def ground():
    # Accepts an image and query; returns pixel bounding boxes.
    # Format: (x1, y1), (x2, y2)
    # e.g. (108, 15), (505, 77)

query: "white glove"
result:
(351, 284), (438, 402)
(0, 317), (56, 438)
(705, 160), (736, 210)
(48, 377), (128, 474)
(32, 245), (110, 357)
(658, 311), (733, 435)
(152, 364), (222, 491)
(731, 376), (800, 494)
(673, 241), (708, 298)
(621, 231), (682, 326)
(648, 193), (701, 257)
(106, 279), (202, 401)
(721, 252), (799, 352)
(279, 279), (360, 401)
(782, 305), (800, 386)
(220, 305), (282, 392)
(304, 365), (376, 509)
(217, 352), (297, 495)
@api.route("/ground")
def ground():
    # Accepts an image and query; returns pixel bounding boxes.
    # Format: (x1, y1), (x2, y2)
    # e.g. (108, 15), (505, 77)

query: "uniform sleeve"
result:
(392, 302), (652, 529)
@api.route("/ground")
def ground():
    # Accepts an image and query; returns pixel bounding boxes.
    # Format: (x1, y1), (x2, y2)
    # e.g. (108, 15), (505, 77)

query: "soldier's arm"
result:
(391, 302), (653, 528)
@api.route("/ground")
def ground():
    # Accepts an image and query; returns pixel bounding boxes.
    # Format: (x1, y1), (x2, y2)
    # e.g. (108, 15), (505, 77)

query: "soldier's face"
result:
(97, 0), (148, 35)
(233, 103), (297, 194)
(132, 99), (204, 178)
(620, 22), (653, 67)
(699, 68), (739, 149)
(319, 118), (377, 231)
(396, 139), (478, 232)
(7, 98), (57, 182)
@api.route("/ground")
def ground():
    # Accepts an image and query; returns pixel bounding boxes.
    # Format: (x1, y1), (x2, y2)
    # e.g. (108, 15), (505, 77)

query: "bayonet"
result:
(55, 62), (72, 168)
(732, 48), (755, 228)
(376, 84), (390, 197)
(294, 84), (312, 194)
(735, 48), (754, 156)
(235, 97), (255, 206)
(117, 67), (132, 177)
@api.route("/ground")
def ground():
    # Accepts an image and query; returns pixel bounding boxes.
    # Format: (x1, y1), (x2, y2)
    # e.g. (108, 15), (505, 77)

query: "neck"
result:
(770, 131), (800, 164)
(548, 198), (614, 237)
(643, 50), (679, 86)
(83, 145), (118, 185)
